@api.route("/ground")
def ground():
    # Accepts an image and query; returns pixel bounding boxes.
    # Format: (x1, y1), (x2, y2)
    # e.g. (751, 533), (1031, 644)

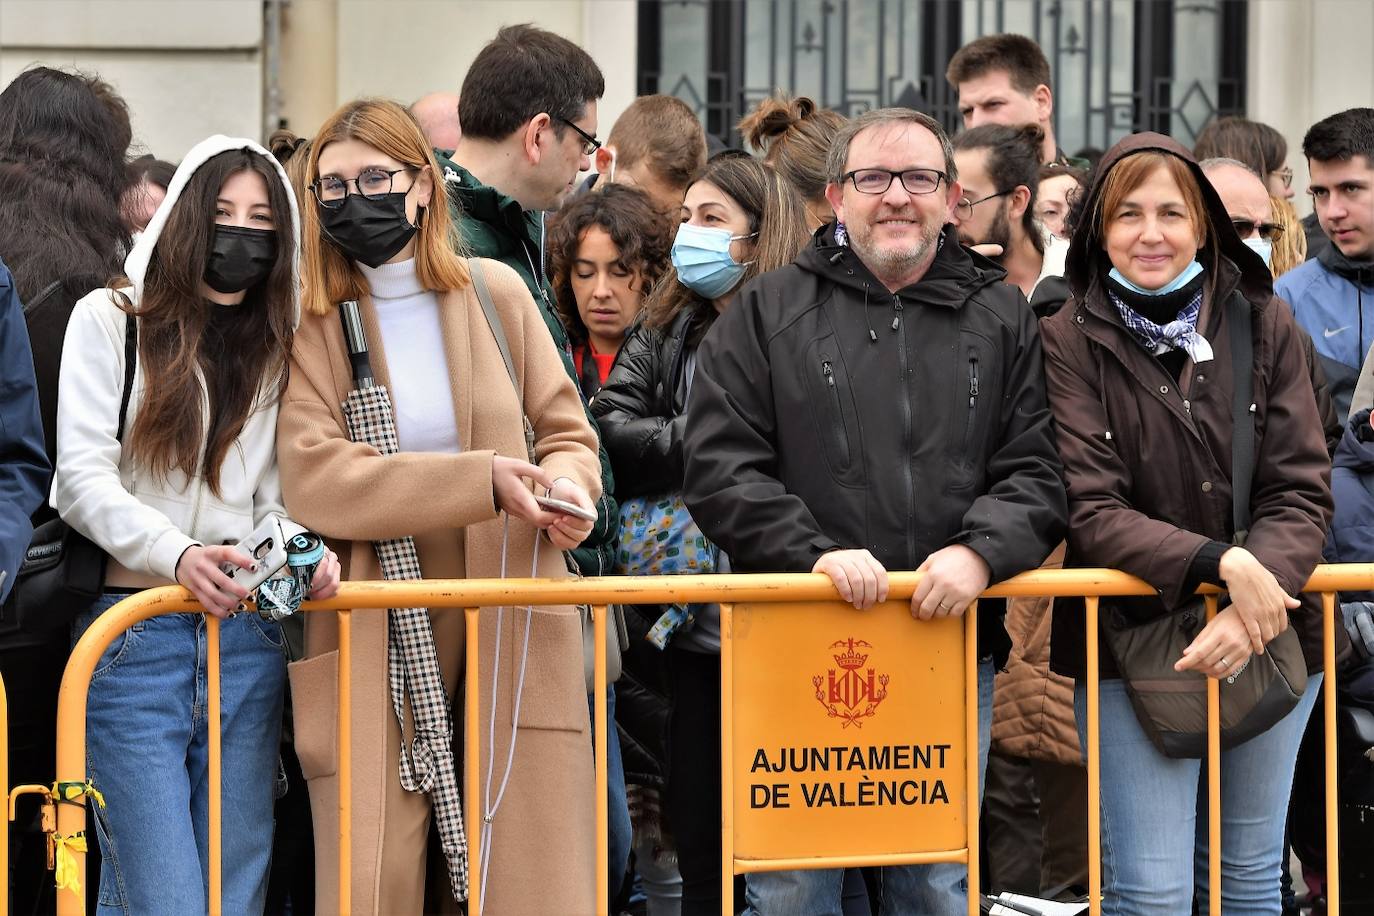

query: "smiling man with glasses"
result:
(683, 107), (1066, 916)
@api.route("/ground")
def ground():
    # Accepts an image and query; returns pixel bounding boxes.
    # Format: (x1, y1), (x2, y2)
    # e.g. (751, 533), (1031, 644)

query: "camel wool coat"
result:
(277, 257), (601, 915)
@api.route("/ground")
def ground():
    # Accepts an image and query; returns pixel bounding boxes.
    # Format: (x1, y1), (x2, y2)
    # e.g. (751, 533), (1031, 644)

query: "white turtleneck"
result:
(360, 258), (460, 454)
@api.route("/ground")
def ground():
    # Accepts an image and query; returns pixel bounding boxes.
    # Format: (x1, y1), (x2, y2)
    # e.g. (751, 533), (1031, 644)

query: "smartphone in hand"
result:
(221, 516), (289, 592)
(533, 494), (597, 523)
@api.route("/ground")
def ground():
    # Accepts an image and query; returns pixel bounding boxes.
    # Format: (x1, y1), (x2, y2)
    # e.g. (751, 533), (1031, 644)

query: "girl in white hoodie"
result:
(53, 136), (340, 915)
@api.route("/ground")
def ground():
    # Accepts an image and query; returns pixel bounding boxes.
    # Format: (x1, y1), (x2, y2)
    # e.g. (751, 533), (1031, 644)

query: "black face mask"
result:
(318, 192), (419, 269)
(204, 225), (277, 294)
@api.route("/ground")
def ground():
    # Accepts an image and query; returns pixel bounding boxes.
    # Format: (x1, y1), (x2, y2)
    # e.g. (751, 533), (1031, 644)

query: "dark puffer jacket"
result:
(1041, 132), (1348, 679)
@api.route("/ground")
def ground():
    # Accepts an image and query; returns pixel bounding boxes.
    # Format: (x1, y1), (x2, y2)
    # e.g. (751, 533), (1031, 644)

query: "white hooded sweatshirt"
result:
(53, 135), (302, 586)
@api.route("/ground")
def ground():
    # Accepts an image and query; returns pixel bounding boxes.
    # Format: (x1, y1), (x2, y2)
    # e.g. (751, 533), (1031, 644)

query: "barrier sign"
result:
(724, 601), (972, 864)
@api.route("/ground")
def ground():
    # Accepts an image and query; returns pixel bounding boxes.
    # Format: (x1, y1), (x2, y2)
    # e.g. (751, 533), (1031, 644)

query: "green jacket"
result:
(438, 155), (619, 575)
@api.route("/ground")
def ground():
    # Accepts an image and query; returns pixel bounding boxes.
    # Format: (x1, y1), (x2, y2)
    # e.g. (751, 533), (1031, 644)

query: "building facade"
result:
(1, 0), (1370, 207)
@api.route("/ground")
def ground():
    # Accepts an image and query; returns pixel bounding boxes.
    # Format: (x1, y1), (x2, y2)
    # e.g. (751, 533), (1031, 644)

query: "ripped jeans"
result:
(74, 594), (287, 915)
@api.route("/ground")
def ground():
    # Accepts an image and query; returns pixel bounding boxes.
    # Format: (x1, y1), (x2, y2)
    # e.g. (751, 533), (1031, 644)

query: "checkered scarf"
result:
(340, 386), (469, 902)
(1108, 287), (1214, 363)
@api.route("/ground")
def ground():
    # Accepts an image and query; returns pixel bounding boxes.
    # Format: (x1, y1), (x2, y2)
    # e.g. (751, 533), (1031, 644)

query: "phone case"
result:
(222, 516), (290, 592)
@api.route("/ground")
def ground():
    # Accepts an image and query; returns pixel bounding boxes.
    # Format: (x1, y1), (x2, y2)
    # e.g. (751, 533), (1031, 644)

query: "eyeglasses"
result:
(557, 116), (601, 156)
(1270, 166), (1294, 189)
(1231, 218), (1286, 241)
(311, 167), (416, 209)
(843, 168), (947, 196)
(955, 189), (1013, 222)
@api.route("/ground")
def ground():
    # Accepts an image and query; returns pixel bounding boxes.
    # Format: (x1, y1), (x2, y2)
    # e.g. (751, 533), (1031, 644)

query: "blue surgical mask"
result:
(672, 223), (757, 300)
(1109, 259), (1205, 296)
(1243, 236), (1273, 270)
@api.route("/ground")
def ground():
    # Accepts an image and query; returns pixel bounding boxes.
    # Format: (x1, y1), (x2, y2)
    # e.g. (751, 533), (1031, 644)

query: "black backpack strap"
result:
(1228, 292), (1255, 545)
(116, 313), (137, 443)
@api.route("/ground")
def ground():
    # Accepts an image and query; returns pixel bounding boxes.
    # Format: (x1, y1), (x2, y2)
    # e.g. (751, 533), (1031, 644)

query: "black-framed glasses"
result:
(955, 189), (1013, 221)
(1270, 166), (1294, 189)
(1231, 218), (1286, 241)
(557, 116), (601, 156)
(843, 168), (947, 196)
(311, 167), (416, 208)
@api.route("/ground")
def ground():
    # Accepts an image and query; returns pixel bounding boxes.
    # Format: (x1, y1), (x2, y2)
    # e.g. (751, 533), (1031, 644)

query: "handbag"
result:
(615, 494), (718, 647)
(468, 260), (626, 688)
(3, 311), (137, 632)
(1102, 291), (1307, 759)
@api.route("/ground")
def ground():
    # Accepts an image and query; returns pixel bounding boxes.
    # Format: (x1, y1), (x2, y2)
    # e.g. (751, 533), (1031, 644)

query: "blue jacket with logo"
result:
(1275, 246), (1374, 419)
(0, 259), (52, 603)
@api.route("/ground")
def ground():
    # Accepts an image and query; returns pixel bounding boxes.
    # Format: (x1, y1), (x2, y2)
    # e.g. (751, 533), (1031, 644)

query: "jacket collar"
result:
(437, 155), (538, 248)
(1317, 242), (1374, 287)
(800, 222), (1006, 309)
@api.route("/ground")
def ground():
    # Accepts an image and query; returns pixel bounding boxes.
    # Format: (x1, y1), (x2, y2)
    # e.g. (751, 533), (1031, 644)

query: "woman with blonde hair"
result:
(277, 98), (603, 914)
(738, 94), (846, 229)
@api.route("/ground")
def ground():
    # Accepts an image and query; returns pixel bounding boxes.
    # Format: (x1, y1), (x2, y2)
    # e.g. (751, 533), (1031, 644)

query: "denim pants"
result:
(1074, 674), (1322, 916)
(74, 594), (287, 915)
(743, 658), (996, 916)
(592, 684), (633, 899)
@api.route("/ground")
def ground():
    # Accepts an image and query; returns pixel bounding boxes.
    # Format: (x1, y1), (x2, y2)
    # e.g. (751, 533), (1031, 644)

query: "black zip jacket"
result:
(683, 224), (1067, 664)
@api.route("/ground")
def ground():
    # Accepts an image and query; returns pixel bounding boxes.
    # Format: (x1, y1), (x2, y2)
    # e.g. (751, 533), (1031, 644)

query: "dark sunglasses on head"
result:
(1231, 219), (1285, 241)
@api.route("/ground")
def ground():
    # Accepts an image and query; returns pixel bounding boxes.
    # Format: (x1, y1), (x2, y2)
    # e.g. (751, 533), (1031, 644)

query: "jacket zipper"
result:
(895, 296), (915, 569)
(962, 350), (980, 454)
(821, 358), (851, 465)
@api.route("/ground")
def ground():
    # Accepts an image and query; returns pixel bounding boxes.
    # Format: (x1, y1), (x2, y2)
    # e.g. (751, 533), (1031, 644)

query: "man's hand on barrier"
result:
(813, 549), (889, 610)
(1341, 601), (1374, 659)
(911, 545), (990, 620)
(176, 544), (253, 618)
(1176, 605), (1253, 679)
(1219, 546), (1297, 654)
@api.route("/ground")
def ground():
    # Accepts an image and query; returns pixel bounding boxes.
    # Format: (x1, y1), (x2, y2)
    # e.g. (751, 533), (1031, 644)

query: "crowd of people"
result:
(0, 22), (1371, 916)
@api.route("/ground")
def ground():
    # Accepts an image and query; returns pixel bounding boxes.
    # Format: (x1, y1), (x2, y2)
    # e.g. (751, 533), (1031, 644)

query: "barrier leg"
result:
(1322, 592), (1340, 916)
(1085, 597), (1101, 916)
(207, 615), (222, 916)
(0, 673), (8, 916)
(965, 602), (979, 916)
(720, 603), (735, 916)
(1205, 596), (1221, 916)
(593, 605), (609, 916)
(465, 608), (482, 916)
(338, 608), (352, 914)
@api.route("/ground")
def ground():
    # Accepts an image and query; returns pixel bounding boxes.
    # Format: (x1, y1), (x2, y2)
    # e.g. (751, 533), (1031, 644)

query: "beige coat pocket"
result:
(515, 607), (588, 733)
(289, 650), (339, 780)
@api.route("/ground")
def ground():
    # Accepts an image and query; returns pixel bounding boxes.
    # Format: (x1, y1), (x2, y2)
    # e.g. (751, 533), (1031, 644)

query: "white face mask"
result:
(1243, 235), (1273, 270)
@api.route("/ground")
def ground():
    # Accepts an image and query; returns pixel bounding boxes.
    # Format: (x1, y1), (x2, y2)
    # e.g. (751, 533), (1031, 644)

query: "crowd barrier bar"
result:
(51, 564), (1368, 916)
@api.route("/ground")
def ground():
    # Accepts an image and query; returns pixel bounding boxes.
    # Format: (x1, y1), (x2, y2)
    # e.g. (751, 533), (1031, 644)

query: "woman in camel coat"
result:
(276, 99), (601, 915)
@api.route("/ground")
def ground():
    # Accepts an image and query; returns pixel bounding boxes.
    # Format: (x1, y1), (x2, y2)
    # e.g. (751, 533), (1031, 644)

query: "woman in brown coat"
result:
(276, 99), (602, 915)
(1040, 133), (1347, 914)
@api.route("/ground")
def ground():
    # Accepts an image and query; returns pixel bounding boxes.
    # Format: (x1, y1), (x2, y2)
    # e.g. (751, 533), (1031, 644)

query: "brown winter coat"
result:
(1040, 132), (1349, 681)
(277, 258), (602, 915)
(990, 543), (1081, 766)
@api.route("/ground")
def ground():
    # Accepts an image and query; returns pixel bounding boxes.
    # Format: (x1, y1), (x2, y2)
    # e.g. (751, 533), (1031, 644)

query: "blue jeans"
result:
(1074, 674), (1322, 916)
(592, 684), (633, 898)
(744, 658), (996, 916)
(74, 594), (287, 915)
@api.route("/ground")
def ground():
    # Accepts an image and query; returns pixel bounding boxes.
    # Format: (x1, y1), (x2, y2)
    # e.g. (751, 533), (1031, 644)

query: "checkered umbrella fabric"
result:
(341, 385), (469, 902)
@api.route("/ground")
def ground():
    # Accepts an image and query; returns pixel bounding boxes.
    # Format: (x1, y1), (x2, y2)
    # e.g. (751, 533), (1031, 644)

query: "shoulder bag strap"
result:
(468, 259), (536, 462)
(1228, 292), (1255, 545)
(116, 312), (137, 443)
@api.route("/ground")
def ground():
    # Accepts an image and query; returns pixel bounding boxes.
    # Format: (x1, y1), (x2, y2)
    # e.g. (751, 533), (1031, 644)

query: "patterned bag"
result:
(615, 494), (718, 648)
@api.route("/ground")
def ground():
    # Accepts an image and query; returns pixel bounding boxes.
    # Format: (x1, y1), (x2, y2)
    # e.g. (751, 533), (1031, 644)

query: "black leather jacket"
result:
(592, 307), (707, 500)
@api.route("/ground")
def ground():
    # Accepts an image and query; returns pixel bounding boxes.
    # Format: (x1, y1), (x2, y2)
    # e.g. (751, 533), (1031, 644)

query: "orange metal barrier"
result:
(49, 565), (1366, 916)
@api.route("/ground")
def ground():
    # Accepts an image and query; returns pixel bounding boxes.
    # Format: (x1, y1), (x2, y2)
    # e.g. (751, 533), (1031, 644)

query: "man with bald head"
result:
(411, 91), (461, 153)
(1201, 156), (1341, 453)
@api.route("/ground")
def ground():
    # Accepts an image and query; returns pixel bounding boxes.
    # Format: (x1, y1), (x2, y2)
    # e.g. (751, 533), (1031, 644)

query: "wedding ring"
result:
(1219, 656), (1230, 668)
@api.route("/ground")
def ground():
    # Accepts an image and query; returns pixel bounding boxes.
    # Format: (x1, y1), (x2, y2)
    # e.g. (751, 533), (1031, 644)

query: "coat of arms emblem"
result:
(813, 637), (890, 728)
